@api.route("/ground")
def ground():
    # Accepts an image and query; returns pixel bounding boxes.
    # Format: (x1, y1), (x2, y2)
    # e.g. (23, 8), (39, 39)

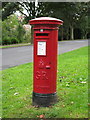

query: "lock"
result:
(46, 65), (50, 69)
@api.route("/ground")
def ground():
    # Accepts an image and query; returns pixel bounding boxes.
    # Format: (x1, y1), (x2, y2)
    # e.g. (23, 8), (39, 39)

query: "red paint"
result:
(29, 17), (63, 94)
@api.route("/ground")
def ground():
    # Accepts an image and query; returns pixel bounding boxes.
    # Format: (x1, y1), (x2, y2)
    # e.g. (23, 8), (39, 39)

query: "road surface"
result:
(1, 40), (88, 70)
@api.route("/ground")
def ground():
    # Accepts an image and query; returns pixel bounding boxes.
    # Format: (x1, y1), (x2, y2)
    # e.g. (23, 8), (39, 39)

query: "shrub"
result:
(16, 24), (26, 43)
(2, 15), (26, 45)
(24, 31), (31, 43)
(2, 37), (11, 45)
(0, 40), (2, 45)
(11, 37), (19, 44)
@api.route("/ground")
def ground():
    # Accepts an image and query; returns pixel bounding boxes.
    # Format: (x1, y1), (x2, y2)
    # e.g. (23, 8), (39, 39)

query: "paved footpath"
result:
(1, 40), (88, 70)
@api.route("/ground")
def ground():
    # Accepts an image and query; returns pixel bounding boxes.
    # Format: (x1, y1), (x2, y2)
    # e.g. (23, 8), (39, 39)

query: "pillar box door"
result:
(29, 17), (63, 107)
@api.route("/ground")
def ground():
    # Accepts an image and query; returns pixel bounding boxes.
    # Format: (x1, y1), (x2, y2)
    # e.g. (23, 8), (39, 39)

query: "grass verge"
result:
(2, 46), (88, 118)
(0, 43), (31, 49)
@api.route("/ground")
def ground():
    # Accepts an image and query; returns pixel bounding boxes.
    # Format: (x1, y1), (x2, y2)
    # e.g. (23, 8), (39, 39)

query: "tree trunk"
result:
(66, 28), (69, 40)
(82, 30), (87, 39)
(30, 26), (34, 44)
(70, 26), (74, 40)
(61, 26), (63, 40)
(83, 36), (85, 39)
(85, 31), (88, 39)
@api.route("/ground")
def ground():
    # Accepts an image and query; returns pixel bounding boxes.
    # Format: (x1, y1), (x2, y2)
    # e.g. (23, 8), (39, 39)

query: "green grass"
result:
(0, 43), (31, 49)
(2, 46), (88, 118)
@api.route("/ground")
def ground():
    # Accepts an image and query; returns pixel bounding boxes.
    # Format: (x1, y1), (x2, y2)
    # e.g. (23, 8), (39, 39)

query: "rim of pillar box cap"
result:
(29, 17), (63, 25)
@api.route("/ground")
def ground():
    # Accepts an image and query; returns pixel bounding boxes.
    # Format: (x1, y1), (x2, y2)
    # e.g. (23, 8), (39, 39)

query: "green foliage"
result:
(2, 14), (26, 45)
(2, 46), (88, 118)
(24, 30), (31, 43)
(2, 15), (18, 45)
(16, 23), (26, 43)
(2, 37), (11, 45)
(47, 2), (89, 40)
(2, 2), (89, 41)
(0, 20), (2, 45)
(11, 37), (19, 44)
(2, 2), (20, 21)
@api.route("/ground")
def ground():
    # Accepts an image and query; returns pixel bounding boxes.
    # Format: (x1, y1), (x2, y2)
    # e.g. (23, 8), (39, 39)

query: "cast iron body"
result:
(29, 17), (63, 107)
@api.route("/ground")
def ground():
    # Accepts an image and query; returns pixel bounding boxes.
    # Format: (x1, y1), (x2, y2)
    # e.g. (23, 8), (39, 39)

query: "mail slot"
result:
(29, 17), (63, 107)
(36, 33), (48, 36)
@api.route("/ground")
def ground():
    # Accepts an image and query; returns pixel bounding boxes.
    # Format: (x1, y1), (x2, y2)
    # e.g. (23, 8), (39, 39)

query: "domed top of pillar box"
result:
(29, 17), (63, 26)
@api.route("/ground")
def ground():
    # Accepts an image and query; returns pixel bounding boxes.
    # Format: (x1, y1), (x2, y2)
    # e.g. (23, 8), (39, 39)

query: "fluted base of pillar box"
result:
(32, 92), (57, 107)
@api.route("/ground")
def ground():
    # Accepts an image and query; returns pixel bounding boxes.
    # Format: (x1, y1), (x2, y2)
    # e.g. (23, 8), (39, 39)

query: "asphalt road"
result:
(1, 40), (88, 70)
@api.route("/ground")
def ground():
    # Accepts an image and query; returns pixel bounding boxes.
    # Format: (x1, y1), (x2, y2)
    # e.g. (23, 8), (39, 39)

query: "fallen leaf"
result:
(62, 105), (65, 107)
(14, 92), (19, 95)
(49, 105), (53, 108)
(34, 105), (39, 108)
(80, 81), (86, 84)
(71, 101), (74, 104)
(59, 76), (65, 79)
(66, 84), (70, 87)
(39, 114), (45, 118)
(10, 87), (15, 89)
(70, 113), (72, 116)
(88, 103), (90, 106)
(80, 78), (83, 80)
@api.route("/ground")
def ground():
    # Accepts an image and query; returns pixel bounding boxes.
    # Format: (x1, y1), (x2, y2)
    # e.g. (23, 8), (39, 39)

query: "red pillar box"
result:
(29, 17), (63, 107)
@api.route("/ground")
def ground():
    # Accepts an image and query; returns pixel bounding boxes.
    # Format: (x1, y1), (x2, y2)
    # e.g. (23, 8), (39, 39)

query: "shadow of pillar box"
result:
(29, 17), (63, 107)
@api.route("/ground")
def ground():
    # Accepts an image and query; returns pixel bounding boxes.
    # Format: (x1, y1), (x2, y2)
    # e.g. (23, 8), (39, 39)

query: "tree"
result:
(15, 2), (50, 43)
(2, 2), (49, 23)
(2, 2), (89, 41)
(2, 2), (50, 43)
(46, 2), (79, 40)
(79, 2), (90, 39)
(2, 2), (20, 21)
(46, 2), (89, 40)
(2, 14), (26, 45)
(16, 22), (26, 43)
